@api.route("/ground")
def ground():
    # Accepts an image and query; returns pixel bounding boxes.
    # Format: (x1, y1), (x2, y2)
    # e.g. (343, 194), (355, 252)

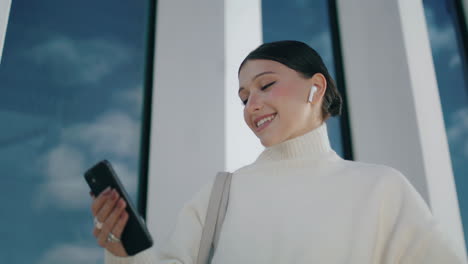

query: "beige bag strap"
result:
(196, 171), (232, 264)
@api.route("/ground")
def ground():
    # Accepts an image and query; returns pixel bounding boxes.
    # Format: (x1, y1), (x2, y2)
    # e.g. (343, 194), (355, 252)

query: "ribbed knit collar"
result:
(255, 122), (332, 162)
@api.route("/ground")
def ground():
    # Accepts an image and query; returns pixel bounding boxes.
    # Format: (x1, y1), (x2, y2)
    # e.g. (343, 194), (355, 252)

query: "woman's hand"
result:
(90, 187), (129, 257)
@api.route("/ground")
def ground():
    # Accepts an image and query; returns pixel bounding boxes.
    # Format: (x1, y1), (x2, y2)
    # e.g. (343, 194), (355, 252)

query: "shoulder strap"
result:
(196, 171), (232, 264)
(213, 172), (232, 249)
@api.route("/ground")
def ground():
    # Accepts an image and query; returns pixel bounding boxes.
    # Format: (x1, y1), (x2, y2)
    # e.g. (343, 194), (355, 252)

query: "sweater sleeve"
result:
(378, 168), (465, 264)
(105, 179), (214, 264)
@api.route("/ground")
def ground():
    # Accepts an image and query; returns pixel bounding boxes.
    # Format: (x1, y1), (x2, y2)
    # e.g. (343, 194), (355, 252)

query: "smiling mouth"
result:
(255, 113), (277, 131)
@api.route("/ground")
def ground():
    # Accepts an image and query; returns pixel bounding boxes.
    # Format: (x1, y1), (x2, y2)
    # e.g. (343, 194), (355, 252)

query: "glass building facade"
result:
(1, 0), (468, 262)
(423, 0), (468, 252)
(0, 1), (151, 263)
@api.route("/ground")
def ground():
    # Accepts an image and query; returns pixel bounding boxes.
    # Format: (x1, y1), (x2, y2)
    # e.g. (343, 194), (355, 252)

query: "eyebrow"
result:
(238, 71), (275, 94)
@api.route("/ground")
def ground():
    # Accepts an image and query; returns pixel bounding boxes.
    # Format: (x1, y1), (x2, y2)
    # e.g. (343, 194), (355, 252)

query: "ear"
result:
(309, 73), (327, 103)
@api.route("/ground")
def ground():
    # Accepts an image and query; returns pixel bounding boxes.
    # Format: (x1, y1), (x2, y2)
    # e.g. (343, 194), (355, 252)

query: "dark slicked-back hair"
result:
(238, 40), (342, 121)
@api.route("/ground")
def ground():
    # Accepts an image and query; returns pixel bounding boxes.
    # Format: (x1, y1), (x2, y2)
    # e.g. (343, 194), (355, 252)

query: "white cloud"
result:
(66, 111), (140, 158)
(36, 109), (140, 210)
(449, 55), (461, 69)
(423, 6), (463, 70)
(36, 142), (138, 210)
(447, 107), (468, 158)
(35, 144), (89, 210)
(425, 7), (454, 53)
(38, 243), (103, 264)
(29, 36), (130, 85)
(112, 86), (144, 116)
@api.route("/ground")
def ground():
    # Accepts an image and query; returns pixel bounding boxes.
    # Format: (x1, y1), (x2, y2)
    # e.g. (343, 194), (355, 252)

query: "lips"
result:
(253, 113), (277, 132)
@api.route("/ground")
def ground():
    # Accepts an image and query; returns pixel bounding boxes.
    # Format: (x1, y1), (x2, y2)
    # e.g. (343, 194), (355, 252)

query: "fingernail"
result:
(121, 212), (128, 220)
(102, 187), (111, 195)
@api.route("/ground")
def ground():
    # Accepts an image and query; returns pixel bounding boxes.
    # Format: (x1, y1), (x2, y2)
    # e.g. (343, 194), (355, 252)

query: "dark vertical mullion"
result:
(137, 0), (157, 219)
(327, 0), (354, 161)
(449, 0), (468, 93)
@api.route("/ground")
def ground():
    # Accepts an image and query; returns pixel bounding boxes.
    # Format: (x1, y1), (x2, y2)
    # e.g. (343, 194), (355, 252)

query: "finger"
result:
(111, 210), (129, 239)
(91, 187), (112, 216)
(95, 189), (119, 222)
(93, 227), (101, 238)
(97, 198), (127, 246)
(97, 198), (126, 247)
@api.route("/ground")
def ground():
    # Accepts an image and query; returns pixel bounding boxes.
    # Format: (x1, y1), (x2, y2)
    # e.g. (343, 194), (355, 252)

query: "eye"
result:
(241, 81), (276, 106)
(261, 81), (276, 90)
(241, 95), (249, 106)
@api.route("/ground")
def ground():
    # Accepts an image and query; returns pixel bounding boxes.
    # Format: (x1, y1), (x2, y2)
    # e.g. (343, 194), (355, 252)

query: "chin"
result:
(259, 135), (280, 147)
(260, 139), (271, 147)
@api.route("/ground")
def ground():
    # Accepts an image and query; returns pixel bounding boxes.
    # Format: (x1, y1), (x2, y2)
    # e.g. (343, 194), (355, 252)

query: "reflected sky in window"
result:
(262, 0), (345, 157)
(423, 0), (468, 249)
(0, 1), (149, 263)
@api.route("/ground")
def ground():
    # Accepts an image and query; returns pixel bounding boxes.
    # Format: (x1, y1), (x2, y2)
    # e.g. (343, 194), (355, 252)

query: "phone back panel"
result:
(84, 160), (153, 256)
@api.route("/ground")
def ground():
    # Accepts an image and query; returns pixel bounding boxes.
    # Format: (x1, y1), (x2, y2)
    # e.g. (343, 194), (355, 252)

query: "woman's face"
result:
(238, 59), (324, 147)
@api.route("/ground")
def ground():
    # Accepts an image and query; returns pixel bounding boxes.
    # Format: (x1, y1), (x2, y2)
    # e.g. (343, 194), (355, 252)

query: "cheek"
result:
(271, 85), (305, 124)
(271, 85), (291, 98)
(270, 84), (304, 106)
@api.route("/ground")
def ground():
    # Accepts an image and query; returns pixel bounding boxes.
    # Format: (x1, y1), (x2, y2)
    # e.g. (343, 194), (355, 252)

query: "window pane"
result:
(423, 0), (468, 251)
(0, 1), (150, 263)
(261, 0), (348, 158)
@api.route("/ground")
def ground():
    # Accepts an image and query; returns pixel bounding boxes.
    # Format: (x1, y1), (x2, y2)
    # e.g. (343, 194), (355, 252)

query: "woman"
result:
(90, 40), (464, 263)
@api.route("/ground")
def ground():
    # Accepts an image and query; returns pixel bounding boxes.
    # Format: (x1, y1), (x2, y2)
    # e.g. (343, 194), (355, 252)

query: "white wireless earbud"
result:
(308, 85), (317, 103)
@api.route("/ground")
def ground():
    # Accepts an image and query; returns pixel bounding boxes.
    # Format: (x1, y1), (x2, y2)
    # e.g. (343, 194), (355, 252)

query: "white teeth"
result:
(256, 114), (276, 128)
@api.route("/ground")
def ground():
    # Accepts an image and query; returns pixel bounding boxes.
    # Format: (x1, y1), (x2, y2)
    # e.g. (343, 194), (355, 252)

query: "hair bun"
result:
(328, 95), (342, 116)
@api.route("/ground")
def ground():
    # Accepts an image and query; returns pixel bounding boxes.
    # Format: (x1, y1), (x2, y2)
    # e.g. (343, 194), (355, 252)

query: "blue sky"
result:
(0, 1), (148, 263)
(423, 0), (468, 246)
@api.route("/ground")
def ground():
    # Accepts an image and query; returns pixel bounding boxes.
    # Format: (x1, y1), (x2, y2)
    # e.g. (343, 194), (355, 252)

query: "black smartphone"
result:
(84, 160), (153, 256)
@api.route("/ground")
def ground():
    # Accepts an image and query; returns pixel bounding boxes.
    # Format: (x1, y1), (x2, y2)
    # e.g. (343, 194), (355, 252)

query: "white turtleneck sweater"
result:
(105, 122), (465, 263)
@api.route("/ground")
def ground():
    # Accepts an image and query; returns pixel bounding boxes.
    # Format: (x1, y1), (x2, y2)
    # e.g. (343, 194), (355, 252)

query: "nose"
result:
(245, 92), (263, 114)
